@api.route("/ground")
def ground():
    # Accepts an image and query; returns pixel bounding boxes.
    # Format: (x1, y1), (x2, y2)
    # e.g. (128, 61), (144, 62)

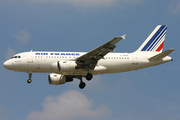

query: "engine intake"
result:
(48, 73), (73, 85)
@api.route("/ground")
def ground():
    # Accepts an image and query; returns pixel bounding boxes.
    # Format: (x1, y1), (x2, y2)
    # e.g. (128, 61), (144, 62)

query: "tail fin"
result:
(136, 25), (167, 52)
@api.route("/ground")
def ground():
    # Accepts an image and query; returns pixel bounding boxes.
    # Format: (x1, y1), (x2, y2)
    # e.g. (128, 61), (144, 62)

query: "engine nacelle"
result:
(48, 73), (73, 85)
(50, 61), (77, 72)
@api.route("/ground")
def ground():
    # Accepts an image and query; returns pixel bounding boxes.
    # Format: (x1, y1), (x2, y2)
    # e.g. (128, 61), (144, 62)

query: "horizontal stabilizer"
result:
(148, 49), (175, 60)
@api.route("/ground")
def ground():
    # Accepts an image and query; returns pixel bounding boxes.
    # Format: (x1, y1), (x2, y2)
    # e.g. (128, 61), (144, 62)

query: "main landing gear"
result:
(27, 72), (32, 84)
(78, 73), (93, 89)
(79, 78), (86, 89)
(86, 73), (93, 81)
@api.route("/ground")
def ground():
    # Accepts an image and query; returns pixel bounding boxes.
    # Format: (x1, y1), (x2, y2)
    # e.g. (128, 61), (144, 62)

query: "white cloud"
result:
(5, 47), (16, 60)
(26, 90), (111, 120)
(167, 1), (180, 15)
(12, 30), (30, 43)
(27, 0), (142, 8)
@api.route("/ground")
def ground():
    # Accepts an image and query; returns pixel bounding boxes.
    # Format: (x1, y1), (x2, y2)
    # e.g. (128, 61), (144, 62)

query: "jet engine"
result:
(50, 61), (77, 72)
(48, 73), (73, 85)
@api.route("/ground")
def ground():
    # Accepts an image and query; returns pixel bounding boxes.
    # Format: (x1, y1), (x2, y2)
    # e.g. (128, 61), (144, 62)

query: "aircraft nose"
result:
(3, 60), (11, 69)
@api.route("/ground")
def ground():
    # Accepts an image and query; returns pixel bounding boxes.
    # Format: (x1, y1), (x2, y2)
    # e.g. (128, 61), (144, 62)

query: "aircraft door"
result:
(132, 54), (138, 65)
(27, 51), (34, 63)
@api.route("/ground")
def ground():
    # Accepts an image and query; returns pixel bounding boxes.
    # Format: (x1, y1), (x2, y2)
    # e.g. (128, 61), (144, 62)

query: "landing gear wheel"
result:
(86, 73), (93, 81)
(79, 82), (86, 89)
(27, 72), (32, 84)
(27, 79), (32, 83)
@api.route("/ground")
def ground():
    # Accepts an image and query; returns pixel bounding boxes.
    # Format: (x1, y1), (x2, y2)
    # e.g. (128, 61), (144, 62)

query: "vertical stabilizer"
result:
(136, 25), (167, 52)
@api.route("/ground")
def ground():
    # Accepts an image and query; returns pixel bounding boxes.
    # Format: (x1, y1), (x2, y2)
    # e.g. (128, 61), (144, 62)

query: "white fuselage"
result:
(3, 25), (174, 89)
(3, 51), (172, 76)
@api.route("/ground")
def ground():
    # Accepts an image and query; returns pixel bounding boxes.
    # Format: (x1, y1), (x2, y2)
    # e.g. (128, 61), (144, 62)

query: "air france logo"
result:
(35, 53), (80, 56)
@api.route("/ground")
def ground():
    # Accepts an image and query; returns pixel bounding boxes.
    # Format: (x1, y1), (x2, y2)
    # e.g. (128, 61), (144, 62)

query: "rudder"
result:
(136, 25), (167, 52)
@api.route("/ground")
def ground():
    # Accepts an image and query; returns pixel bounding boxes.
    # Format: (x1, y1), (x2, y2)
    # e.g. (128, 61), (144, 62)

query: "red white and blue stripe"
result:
(139, 25), (167, 52)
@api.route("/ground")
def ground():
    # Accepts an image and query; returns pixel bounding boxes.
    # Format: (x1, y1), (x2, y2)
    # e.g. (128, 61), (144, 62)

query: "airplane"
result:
(3, 25), (174, 89)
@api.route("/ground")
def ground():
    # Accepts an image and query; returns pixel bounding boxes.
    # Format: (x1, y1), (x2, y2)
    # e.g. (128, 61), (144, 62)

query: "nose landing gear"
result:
(27, 79), (32, 83)
(27, 72), (32, 84)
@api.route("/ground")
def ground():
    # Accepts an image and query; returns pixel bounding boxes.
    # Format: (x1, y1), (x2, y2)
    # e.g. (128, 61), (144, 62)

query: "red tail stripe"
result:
(156, 41), (164, 52)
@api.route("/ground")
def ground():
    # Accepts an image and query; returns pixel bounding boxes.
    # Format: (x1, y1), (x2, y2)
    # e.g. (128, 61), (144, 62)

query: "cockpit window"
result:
(11, 56), (21, 59)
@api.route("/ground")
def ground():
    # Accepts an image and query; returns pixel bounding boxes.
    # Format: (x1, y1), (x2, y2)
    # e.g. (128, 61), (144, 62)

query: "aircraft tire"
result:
(27, 79), (32, 84)
(86, 73), (93, 81)
(79, 82), (86, 89)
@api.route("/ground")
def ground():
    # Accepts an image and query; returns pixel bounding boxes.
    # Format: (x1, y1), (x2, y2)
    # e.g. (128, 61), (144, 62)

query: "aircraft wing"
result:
(76, 34), (126, 70)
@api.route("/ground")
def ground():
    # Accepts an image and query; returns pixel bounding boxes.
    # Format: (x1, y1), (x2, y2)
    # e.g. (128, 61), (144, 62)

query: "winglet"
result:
(121, 34), (126, 39)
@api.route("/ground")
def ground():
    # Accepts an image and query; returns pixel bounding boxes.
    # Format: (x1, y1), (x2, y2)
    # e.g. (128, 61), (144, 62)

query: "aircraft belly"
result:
(98, 59), (133, 73)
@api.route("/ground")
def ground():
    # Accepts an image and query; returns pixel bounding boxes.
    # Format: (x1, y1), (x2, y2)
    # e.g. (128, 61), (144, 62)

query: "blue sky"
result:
(0, 0), (179, 120)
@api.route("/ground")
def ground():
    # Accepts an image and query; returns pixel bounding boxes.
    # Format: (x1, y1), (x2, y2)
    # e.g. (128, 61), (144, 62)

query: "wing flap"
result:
(148, 49), (175, 61)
